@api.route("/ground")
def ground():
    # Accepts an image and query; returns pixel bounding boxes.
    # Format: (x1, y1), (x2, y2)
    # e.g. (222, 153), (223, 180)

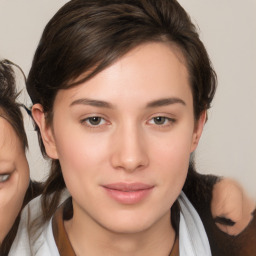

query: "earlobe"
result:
(190, 111), (207, 152)
(32, 104), (58, 159)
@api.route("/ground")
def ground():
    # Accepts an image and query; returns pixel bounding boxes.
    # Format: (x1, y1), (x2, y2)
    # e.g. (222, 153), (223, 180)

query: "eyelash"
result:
(81, 116), (109, 129)
(147, 116), (176, 127)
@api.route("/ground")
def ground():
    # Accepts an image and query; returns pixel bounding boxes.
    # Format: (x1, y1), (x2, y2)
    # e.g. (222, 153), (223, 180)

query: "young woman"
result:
(0, 58), (251, 256)
(0, 59), (42, 255)
(8, 0), (256, 255)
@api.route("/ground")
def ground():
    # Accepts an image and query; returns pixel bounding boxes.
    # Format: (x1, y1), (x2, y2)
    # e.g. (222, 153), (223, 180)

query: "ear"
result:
(32, 104), (58, 159)
(190, 111), (207, 153)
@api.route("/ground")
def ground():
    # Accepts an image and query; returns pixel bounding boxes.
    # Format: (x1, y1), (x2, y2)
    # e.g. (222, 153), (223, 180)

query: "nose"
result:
(110, 124), (149, 173)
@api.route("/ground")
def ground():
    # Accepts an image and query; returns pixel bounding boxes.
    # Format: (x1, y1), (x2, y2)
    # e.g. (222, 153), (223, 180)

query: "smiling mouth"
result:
(102, 182), (154, 204)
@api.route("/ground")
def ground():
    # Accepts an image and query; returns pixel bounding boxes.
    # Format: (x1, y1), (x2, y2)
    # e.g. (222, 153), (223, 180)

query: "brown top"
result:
(52, 200), (179, 256)
(169, 237), (179, 256)
(52, 203), (76, 256)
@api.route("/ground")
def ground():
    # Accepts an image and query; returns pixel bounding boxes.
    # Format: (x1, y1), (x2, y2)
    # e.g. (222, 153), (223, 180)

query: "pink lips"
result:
(102, 182), (154, 204)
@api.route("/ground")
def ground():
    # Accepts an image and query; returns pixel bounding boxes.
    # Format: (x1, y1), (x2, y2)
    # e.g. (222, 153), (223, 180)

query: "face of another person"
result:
(0, 116), (29, 242)
(37, 42), (205, 234)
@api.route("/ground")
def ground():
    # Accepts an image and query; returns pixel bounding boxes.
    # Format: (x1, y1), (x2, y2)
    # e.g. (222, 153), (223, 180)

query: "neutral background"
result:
(0, 0), (255, 197)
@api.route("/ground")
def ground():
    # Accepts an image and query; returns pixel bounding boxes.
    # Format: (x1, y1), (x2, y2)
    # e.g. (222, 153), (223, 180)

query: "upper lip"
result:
(102, 182), (154, 192)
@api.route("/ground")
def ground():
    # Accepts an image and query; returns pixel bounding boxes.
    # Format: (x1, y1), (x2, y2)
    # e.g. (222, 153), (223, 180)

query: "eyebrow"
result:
(70, 98), (113, 108)
(70, 97), (186, 109)
(146, 97), (186, 108)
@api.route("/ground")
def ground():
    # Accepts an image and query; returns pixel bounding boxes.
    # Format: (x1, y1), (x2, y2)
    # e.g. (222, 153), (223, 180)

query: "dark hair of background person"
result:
(0, 59), (28, 150)
(0, 60), (42, 255)
(26, 0), (217, 225)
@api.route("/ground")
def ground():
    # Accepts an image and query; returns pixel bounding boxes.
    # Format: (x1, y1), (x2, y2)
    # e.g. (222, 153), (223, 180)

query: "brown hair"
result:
(0, 59), (28, 150)
(27, 0), (217, 220)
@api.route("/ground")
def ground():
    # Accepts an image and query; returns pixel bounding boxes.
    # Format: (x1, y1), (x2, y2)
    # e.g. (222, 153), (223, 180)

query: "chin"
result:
(106, 222), (151, 235)
(99, 212), (160, 235)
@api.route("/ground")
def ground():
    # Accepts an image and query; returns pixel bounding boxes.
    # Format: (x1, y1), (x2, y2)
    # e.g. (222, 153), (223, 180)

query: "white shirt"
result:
(9, 192), (211, 256)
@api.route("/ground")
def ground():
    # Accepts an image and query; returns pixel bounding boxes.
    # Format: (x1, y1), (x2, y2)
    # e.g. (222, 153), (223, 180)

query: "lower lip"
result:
(102, 187), (154, 204)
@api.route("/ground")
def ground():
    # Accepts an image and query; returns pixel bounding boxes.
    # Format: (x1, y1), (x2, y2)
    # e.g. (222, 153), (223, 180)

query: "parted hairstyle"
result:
(26, 0), (217, 221)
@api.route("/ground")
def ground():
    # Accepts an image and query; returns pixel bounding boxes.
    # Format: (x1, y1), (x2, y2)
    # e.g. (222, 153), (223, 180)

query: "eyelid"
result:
(147, 114), (176, 126)
(80, 115), (110, 129)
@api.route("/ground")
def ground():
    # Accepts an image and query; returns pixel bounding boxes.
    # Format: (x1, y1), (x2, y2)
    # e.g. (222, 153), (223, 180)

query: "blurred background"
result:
(0, 0), (255, 197)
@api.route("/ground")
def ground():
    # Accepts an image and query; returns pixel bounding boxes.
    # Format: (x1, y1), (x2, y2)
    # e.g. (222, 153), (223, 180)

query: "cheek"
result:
(0, 156), (29, 205)
(0, 157), (29, 240)
(154, 145), (189, 193)
(54, 126), (110, 192)
(55, 129), (109, 168)
(150, 127), (193, 167)
(149, 128), (192, 192)
(13, 156), (30, 209)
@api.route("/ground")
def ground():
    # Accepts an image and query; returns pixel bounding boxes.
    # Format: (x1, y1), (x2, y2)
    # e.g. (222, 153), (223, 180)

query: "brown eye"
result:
(153, 117), (167, 125)
(148, 116), (176, 127)
(81, 116), (107, 127)
(88, 117), (102, 125)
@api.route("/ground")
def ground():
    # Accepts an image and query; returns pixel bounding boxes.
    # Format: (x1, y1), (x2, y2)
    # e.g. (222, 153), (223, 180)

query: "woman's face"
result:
(36, 42), (205, 234)
(0, 116), (29, 242)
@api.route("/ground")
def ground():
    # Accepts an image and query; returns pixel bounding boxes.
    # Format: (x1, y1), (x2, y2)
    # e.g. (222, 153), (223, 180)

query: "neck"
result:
(64, 201), (176, 256)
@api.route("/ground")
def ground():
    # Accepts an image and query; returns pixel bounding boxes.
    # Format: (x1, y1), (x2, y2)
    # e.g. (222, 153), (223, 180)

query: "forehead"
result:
(0, 117), (19, 151)
(56, 42), (192, 107)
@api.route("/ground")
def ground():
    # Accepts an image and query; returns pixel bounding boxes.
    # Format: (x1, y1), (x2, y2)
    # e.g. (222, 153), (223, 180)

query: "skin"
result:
(33, 42), (206, 256)
(0, 116), (29, 243)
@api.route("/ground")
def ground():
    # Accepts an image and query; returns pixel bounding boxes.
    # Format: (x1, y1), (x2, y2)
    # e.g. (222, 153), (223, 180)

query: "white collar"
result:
(178, 192), (212, 256)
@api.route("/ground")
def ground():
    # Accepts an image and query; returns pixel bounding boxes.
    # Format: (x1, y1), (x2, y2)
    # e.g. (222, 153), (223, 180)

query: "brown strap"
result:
(52, 204), (76, 256)
(169, 237), (179, 256)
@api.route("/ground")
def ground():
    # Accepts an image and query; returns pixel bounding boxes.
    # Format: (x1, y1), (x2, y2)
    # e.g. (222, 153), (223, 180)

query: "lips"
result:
(103, 182), (153, 191)
(102, 182), (154, 204)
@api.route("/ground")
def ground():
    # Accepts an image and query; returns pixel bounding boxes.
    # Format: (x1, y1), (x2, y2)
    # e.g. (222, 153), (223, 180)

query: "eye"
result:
(82, 116), (107, 127)
(148, 116), (175, 126)
(0, 174), (10, 183)
(152, 116), (168, 125)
